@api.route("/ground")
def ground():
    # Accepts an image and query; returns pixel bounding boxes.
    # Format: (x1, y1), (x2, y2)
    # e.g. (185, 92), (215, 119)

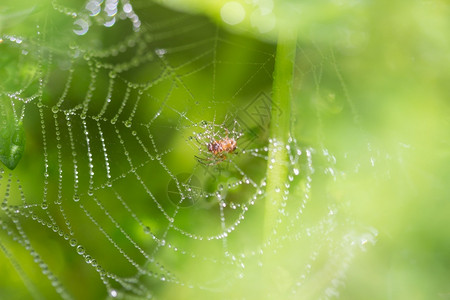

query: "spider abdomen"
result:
(207, 138), (236, 156)
(208, 141), (223, 155)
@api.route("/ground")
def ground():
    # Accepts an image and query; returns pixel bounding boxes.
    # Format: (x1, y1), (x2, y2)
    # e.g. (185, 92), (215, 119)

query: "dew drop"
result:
(69, 238), (78, 247)
(84, 255), (92, 264)
(155, 48), (167, 57)
(76, 245), (85, 255)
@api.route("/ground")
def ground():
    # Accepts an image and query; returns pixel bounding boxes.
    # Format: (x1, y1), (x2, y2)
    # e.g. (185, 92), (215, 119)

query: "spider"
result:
(195, 129), (240, 166)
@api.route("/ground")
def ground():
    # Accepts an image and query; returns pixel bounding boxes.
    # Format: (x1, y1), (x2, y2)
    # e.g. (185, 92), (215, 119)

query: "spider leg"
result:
(193, 135), (209, 149)
(212, 154), (227, 165)
(195, 155), (218, 166)
(195, 154), (227, 166)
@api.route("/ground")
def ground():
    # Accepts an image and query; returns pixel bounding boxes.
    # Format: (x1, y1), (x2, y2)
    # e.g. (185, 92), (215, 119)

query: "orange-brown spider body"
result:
(193, 127), (240, 166)
(207, 137), (237, 156)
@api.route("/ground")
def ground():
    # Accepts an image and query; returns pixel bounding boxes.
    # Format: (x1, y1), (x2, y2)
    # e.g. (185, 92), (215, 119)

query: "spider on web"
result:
(190, 120), (243, 166)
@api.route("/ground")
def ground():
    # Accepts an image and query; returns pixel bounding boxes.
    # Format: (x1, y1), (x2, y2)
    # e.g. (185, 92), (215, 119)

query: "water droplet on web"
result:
(143, 226), (151, 234)
(73, 18), (89, 35)
(96, 265), (105, 276)
(69, 238), (77, 247)
(51, 106), (59, 113)
(40, 263), (49, 274)
(41, 202), (48, 210)
(293, 168), (299, 175)
(124, 120), (132, 128)
(155, 48), (167, 57)
(84, 255), (92, 264)
(110, 290), (118, 298)
(73, 194), (80, 202)
(76, 245), (85, 255)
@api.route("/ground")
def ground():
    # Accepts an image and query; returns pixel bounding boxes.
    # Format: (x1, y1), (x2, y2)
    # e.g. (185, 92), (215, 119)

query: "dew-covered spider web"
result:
(0, 1), (380, 299)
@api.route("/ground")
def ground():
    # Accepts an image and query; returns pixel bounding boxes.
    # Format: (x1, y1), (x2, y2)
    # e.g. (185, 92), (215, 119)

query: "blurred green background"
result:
(1, 0), (450, 299)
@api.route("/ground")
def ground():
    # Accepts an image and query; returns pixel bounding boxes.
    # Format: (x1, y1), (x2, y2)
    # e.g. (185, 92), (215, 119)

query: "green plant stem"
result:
(264, 27), (297, 241)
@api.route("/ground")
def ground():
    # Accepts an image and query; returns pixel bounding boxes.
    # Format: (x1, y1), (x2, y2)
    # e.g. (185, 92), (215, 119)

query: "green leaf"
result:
(0, 96), (25, 170)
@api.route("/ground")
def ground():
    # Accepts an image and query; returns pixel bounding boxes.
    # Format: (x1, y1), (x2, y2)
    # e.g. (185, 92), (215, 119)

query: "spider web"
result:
(0, 1), (378, 299)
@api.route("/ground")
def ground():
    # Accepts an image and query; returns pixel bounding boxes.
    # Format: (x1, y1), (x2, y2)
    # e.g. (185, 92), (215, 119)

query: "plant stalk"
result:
(264, 26), (297, 241)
